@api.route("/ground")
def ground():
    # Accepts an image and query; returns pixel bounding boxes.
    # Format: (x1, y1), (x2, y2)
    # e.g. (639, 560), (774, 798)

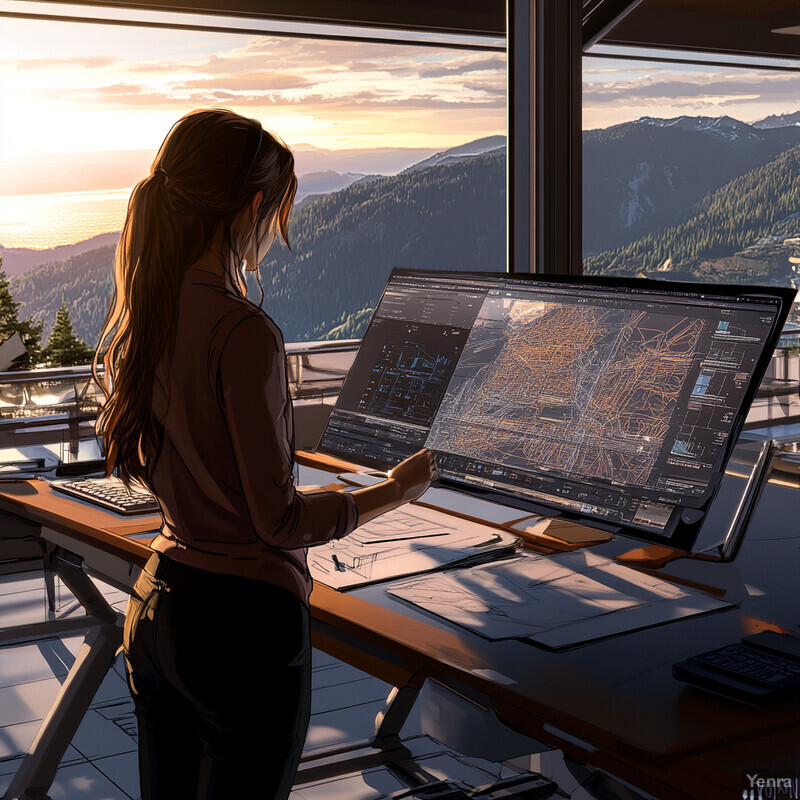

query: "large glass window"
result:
(582, 54), (800, 329)
(0, 12), (507, 365)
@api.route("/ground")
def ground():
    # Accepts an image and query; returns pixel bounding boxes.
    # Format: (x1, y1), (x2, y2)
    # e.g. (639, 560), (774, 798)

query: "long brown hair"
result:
(93, 108), (297, 488)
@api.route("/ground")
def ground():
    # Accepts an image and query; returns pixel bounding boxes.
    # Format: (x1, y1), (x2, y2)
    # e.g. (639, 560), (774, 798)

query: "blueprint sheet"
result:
(308, 504), (518, 590)
(387, 549), (732, 649)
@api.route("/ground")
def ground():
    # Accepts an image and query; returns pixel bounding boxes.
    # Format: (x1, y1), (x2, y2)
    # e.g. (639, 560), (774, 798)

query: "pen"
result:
(331, 554), (347, 572)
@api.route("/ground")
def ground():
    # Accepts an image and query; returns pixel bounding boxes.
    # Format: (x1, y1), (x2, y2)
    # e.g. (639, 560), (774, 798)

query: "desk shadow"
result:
(37, 638), (77, 685)
(0, 481), (38, 496)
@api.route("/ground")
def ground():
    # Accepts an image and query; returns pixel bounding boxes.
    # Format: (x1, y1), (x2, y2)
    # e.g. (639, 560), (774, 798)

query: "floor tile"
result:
(92, 752), (140, 799)
(47, 760), (135, 800)
(0, 588), (50, 629)
(311, 676), (391, 715)
(305, 698), (388, 750)
(291, 764), (408, 800)
(70, 710), (138, 762)
(0, 677), (64, 728)
(311, 661), (386, 690)
(0, 720), (83, 769)
(0, 571), (48, 597)
(0, 638), (76, 690)
(311, 649), (340, 669)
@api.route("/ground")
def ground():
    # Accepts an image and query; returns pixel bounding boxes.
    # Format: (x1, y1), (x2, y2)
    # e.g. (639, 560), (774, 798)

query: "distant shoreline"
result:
(0, 232), (121, 277)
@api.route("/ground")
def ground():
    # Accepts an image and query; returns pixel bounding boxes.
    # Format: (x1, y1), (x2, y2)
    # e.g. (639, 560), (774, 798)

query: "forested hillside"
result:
(585, 143), (800, 281)
(12, 149), (506, 345)
(257, 149), (506, 341)
(11, 245), (115, 347)
(583, 116), (800, 255)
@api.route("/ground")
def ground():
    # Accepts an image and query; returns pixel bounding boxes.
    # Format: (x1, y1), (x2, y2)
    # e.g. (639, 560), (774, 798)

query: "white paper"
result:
(531, 592), (731, 649)
(388, 555), (645, 639)
(387, 550), (730, 647)
(336, 472), (385, 487)
(308, 504), (518, 590)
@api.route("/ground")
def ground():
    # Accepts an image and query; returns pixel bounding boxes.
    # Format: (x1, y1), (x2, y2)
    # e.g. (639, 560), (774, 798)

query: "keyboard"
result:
(51, 477), (161, 516)
(693, 643), (800, 689)
(673, 631), (800, 705)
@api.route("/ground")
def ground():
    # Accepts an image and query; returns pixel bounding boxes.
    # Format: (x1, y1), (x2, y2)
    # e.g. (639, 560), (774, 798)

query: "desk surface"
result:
(0, 457), (797, 800)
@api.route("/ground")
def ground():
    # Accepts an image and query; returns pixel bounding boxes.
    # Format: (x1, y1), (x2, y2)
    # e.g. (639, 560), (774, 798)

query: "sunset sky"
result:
(0, 16), (506, 194)
(2, 12), (800, 248)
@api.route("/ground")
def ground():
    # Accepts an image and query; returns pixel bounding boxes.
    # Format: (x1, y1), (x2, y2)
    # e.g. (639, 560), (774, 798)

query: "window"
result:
(582, 53), (800, 331)
(0, 9), (507, 365)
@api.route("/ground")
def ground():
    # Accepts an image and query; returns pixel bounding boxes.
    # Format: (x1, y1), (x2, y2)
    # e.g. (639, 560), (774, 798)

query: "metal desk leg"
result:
(40, 543), (57, 621)
(373, 670), (428, 751)
(294, 670), (426, 786)
(3, 557), (124, 800)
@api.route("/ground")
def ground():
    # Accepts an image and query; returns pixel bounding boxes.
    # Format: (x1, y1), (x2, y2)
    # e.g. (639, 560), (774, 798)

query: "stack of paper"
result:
(308, 504), (519, 590)
(387, 549), (731, 650)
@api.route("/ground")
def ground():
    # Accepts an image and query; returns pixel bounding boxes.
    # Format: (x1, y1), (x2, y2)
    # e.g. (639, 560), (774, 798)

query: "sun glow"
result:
(0, 14), (507, 249)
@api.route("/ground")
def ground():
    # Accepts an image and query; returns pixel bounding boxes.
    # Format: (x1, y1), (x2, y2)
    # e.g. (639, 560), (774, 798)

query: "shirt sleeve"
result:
(218, 312), (359, 549)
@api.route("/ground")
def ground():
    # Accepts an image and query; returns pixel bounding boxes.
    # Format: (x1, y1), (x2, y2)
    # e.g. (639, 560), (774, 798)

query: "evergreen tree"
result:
(0, 258), (43, 368)
(41, 302), (94, 367)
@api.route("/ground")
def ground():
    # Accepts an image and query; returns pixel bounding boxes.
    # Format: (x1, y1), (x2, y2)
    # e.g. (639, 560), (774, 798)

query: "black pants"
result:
(123, 554), (311, 800)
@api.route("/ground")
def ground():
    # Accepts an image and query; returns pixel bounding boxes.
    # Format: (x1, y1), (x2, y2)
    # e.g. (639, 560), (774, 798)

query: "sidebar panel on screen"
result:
(318, 273), (487, 468)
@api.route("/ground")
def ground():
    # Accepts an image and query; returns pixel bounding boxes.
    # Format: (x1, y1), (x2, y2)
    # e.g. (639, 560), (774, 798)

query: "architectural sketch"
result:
(308, 505), (518, 590)
(385, 549), (726, 647)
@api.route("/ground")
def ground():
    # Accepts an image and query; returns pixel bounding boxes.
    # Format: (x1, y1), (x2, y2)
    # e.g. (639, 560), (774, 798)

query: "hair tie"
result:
(153, 166), (170, 185)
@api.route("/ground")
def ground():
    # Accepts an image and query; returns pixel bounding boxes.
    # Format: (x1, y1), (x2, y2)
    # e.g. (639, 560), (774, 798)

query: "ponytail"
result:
(92, 107), (297, 489)
(94, 170), (183, 486)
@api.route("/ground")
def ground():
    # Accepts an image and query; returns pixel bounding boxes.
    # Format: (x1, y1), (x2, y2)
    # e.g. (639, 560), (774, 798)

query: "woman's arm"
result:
(220, 313), (358, 548)
(348, 448), (438, 528)
(220, 313), (437, 545)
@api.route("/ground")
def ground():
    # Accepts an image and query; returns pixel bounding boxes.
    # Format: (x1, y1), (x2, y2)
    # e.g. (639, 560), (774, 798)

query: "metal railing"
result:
(0, 340), (361, 446)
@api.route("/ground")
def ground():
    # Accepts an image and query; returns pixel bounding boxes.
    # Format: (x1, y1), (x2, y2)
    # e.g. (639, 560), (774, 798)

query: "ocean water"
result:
(0, 189), (129, 250)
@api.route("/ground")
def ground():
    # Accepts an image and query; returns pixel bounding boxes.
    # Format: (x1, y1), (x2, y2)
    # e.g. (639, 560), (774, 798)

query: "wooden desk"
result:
(0, 462), (798, 800)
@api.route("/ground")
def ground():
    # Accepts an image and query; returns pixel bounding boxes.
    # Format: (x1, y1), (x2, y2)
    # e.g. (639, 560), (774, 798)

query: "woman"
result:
(93, 108), (436, 800)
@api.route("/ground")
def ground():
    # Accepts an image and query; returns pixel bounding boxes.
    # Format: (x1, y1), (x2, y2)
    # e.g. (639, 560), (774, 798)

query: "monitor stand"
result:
(615, 434), (775, 567)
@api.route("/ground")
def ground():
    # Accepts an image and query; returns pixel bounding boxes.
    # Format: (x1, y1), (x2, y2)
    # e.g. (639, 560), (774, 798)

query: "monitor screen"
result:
(319, 269), (794, 547)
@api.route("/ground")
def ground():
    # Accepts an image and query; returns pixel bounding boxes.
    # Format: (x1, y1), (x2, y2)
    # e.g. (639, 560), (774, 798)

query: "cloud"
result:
(94, 83), (146, 96)
(2, 30), (507, 155)
(126, 37), (506, 88)
(280, 90), (505, 110)
(461, 77), (506, 97)
(421, 57), (506, 78)
(582, 71), (800, 108)
(14, 56), (114, 70)
(49, 40), (507, 114)
(175, 72), (310, 91)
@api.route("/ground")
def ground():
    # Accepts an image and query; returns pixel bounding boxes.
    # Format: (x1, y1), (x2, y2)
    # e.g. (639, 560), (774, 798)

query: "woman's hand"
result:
(387, 449), (439, 504)
(349, 449), (438, 528)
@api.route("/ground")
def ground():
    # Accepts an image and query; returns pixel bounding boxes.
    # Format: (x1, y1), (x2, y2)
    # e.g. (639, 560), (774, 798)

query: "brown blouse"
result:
(148, 267), (358, 604)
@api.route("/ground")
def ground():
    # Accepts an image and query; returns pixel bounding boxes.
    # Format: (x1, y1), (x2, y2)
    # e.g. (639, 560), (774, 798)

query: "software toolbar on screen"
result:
(319, 270), (793, 546)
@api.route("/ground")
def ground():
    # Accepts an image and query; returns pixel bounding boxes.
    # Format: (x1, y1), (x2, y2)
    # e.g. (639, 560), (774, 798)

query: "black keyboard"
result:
(51, 477), (161, 516)
(673, 631), (800, 705)
(694, 643), (800, 690)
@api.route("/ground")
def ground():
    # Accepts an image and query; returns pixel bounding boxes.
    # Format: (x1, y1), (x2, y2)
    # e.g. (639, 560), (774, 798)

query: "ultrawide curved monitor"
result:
(318, 269), (795, 549)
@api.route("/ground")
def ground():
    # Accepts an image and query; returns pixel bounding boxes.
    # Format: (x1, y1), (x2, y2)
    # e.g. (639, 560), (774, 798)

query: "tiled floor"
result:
(0, 566), (631, 800)
(0, 567), (506, 800)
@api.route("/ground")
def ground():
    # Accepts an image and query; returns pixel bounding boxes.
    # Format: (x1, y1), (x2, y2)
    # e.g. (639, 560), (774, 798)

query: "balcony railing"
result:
(0, 337), (797, 451)
(0, 340), (361, 454)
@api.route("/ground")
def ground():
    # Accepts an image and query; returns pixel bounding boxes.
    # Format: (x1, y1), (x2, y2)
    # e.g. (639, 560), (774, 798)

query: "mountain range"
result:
(7, 138), (507, 345)
(0, 233), (120, 278)
(583, 114), (800, 255)
(8, 112), (800, 346)
(585, 142), (800, 291)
